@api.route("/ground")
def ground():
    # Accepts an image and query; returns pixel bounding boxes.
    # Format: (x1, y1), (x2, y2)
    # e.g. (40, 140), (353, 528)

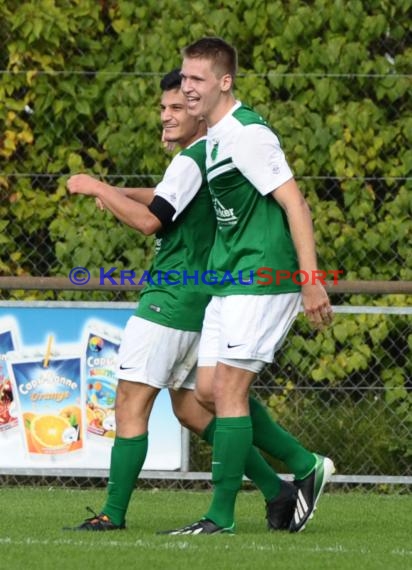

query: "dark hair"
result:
(182, 37), (237, 79)
(160, 68), (182, 91)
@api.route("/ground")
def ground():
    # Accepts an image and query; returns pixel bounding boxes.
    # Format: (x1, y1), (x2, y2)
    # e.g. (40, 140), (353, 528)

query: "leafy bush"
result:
(0, 0), (410, 471)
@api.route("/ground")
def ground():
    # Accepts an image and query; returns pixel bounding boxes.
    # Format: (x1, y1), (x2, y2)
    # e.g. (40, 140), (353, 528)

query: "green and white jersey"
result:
(136, 137), (215, 331)
(205, 102), (300, 295)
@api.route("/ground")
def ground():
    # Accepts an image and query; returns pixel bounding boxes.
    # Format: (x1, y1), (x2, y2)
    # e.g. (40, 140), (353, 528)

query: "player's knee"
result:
(194, 386), (214, 412)
(114, 391), (127, 417)
(173, 408), (192, 430)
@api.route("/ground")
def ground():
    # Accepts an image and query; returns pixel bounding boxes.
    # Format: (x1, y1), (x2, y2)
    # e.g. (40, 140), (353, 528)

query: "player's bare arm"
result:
(67, 174), (162, 236)
(96, 188), (154, 212)
(271, 179), (333, 329)
(115, 187), (155, 205)
(68, 173), (155, 206)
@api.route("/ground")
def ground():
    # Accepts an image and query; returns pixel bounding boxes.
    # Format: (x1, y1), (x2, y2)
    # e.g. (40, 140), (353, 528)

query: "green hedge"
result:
(0, 1), (410, 470)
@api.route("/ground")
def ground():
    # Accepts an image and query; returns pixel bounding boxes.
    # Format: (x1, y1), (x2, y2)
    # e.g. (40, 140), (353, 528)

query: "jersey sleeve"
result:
(154, 153), (203, 221)
(232, 124), (294, 195)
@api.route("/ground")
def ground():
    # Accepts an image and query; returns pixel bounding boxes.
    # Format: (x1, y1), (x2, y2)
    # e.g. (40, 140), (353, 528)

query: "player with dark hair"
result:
(65, 68), (300, 532)
(160, 38), (335, 536)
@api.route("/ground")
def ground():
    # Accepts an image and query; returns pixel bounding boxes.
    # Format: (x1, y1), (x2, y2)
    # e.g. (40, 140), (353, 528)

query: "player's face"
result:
(181, 57), (232, 126)
(160, 88), (201, 147)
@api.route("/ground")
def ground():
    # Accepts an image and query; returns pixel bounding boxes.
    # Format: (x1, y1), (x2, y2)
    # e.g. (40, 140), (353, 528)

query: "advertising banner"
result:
(0, 317), (20, 433)
(0, 302), (182, 473)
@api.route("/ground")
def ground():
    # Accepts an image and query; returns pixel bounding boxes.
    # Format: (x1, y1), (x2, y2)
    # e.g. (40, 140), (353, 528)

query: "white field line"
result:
(0, 537), (410, 556)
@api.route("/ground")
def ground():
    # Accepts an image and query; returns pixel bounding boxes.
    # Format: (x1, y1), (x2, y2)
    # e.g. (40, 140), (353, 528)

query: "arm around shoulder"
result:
(67, 174), (162, 235)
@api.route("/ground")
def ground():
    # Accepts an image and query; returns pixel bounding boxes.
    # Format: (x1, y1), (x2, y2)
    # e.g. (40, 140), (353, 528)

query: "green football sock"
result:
(202, 418), (281, 501)
(102, 433), (148, 526)
(249, 396), (315, 479)
(205, 416), (253, 528)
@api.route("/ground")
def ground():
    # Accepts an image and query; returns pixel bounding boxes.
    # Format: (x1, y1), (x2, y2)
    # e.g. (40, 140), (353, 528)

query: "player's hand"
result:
(301, 282), (333, 330)
(67, 174), (102, 197)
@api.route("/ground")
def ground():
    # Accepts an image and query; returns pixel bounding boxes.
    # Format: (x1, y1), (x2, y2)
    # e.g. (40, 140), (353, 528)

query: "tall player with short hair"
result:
(160, 38), (335, 536)
(65, 69), (300, 532)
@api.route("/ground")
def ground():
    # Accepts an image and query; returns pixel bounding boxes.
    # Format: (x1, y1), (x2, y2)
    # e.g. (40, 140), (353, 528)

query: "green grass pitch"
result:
(1, 487), (410, 570)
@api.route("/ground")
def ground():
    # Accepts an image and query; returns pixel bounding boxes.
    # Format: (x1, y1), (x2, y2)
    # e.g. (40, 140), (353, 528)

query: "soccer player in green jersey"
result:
(65, 69), (299, 532)
(160, 38), (335, 536)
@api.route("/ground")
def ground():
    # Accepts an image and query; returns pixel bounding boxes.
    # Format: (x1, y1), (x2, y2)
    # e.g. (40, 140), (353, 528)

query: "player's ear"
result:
(221, 73), (233, 93)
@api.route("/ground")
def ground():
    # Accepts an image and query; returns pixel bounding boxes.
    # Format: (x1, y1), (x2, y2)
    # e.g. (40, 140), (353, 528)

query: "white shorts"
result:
(116, 316), (200, 390)
(198, 293), (301, 372)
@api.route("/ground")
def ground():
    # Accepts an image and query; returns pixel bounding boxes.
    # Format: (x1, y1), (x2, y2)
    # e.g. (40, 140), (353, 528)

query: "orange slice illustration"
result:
(30, 414), (72, 452)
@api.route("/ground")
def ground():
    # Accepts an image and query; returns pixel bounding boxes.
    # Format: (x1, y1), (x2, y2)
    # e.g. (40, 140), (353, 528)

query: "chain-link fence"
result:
(0, 71), (411, 290)
(1, 3), (410, 281)
(0, 3), (411, 490)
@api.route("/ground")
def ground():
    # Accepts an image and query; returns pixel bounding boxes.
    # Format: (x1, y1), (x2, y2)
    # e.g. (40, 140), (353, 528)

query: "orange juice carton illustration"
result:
(83, 321), (121, 442)
(0, 317), (21, 433)
(8, 344), (83, 456)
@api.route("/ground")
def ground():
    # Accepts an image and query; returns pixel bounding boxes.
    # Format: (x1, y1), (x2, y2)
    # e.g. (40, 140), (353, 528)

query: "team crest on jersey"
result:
(212, 195), (238, 226)
(211, 139), (219, 161)
(154, 238), (162, 253)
